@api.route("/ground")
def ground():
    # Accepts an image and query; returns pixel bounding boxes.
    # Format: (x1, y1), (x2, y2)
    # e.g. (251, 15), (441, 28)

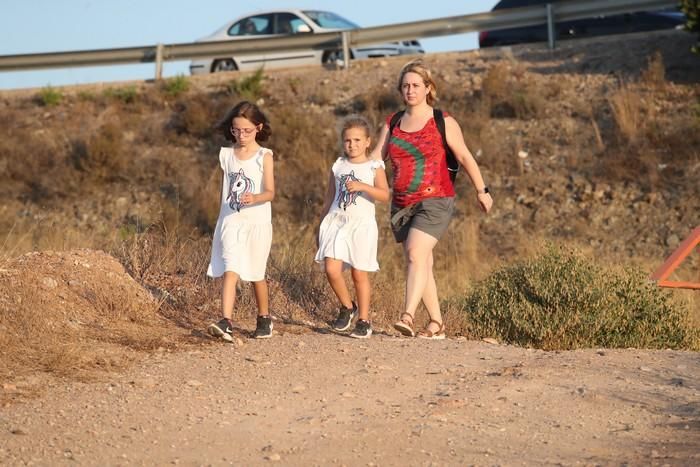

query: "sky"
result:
(0, 0), (499, 90)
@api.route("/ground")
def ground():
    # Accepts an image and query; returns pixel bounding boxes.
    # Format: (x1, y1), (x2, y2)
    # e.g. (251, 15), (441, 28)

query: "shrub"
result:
(608, 83), (643, 145)
(457, 244), (699, 350)
(70, 123), (126, 181)
(682, 0), (699, 53)
(481, 63), (545, 120)
(37, 85), (62, 106)
(641, 51), (666, 88)
(162, 75), (189, 97)
(228, 68), (265, 101)
(103, 85), (138, 104)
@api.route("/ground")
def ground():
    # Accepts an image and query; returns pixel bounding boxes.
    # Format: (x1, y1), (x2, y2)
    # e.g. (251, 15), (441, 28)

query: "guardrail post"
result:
(341, 31), (350, 70)
(546, 3), (556, 49)
(155, 43), (164, 81)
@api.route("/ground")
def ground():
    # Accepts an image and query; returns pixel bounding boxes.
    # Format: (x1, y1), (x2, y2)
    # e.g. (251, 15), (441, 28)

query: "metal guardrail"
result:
(0, 0), (679, 78)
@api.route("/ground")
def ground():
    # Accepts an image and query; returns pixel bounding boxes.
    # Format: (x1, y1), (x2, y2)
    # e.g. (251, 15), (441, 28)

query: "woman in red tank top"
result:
(370, 58), (493, 339)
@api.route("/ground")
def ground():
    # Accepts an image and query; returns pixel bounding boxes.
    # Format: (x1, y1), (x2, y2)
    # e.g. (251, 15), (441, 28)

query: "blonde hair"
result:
(340, 115), (372, 154)
(397, 58), (437, 106)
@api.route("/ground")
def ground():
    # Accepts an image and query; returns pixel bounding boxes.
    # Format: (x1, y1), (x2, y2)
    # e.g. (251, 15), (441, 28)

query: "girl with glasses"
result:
(207, 101), (276, 340)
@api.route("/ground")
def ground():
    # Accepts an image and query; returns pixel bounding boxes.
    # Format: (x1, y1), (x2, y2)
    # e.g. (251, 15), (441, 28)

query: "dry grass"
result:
(641, 51), (667, 89)
(0, 250), (182, 390)
(609, 83), (644, 145)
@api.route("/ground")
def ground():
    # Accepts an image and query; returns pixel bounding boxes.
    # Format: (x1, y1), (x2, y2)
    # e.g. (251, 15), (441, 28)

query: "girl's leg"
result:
(252, 279), (269, 316)
(325, 258), (353, 308)
(221, 271), (239, 320)
(402, 228), (439, 321)
(351, 268), (370, 321)
(252, 279), (273, 339)
(421, 251), (443, 333)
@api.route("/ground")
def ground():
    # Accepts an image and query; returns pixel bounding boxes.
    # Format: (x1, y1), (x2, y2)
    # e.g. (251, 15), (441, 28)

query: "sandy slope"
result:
(2, 331), (698, 466)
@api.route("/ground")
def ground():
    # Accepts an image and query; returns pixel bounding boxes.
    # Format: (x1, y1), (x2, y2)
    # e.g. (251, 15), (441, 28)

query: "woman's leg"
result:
(421, 251), (443, 333)
(402, 228), (439, 321)
(221, 271), (239, 319)
(252, 280), (269, 316)
(325, 258), (353, 308)
(351, 268), (370, 321)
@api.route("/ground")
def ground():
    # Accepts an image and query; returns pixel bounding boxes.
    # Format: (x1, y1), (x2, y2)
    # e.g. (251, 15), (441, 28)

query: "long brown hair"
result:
(218, 101), (272, 143)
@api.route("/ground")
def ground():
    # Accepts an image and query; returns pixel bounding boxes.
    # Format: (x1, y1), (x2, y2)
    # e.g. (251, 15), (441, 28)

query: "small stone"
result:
(186, 380), (203, 387)
(666, 235), (680, 248)
(41, 277), (58, 289)
(265, 453), (281, 462)
(482, 337), (499, 345)
(291, 385), (305, 393)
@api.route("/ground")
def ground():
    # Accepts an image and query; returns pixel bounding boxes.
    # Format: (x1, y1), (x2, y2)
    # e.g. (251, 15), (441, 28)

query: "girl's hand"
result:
(241, 192), (255, 205)
(477, 192), (493, 213)
(345, 180), (365, 193)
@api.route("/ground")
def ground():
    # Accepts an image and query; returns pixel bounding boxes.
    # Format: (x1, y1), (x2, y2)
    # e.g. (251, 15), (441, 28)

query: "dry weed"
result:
(641, 51), (666, 89)
(608, 83), (643, 145)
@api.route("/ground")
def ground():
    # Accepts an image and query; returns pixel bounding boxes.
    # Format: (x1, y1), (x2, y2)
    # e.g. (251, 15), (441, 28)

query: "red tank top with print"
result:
(386, 112), (456, 208)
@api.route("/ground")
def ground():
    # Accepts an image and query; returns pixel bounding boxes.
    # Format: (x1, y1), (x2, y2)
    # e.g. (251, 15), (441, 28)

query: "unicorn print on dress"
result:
(227, 169), (255, 212)
(336, 170), (361, 211)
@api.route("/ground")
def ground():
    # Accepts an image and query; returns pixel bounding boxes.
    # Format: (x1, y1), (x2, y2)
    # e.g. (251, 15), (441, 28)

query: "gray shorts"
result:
(390, 197), (455, 243)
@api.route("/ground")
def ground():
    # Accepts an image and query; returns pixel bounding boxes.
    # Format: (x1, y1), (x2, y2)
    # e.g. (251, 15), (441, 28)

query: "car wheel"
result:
(211, 59), (237, 73)
(322, 49), (354, 68)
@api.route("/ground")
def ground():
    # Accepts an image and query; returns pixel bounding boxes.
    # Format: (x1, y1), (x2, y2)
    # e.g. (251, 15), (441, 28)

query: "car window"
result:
(228, 15), (272, 36)
(303, 10), (358, 29)
(275, 13), (310, 34)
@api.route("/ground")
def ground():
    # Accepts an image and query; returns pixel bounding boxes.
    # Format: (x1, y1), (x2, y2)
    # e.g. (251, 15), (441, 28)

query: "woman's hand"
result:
(477, 192), (493, 213)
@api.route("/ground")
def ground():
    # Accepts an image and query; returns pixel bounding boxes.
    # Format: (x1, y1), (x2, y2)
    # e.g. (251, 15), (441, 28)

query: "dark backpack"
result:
(388, 108), (459, 184)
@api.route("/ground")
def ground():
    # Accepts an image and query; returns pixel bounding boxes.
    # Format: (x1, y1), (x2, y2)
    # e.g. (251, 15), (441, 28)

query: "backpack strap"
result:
(388, 110), (405, 138)
(383, 110), (405, 160)
(433, 109), (458, 184)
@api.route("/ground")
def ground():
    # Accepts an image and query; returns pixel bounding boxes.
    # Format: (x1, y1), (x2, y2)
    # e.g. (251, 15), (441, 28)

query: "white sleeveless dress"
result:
(207, 146), (272, 281)
(314, 157), (385, 272)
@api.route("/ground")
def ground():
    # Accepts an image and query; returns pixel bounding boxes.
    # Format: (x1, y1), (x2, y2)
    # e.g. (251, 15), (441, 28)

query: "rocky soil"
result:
(2, 333), (699, 466)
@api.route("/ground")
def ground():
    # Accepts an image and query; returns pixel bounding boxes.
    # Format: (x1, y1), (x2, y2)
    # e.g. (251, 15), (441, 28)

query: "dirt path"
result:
(1, 331), (699, 466)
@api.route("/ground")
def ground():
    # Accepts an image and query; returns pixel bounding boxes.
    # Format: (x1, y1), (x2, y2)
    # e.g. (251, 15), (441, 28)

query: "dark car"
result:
(479, 0), (685, 48)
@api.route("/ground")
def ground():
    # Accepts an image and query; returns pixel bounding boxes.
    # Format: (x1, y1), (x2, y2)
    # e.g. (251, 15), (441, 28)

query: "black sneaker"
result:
(332, 302), (357, 332)
(208, 318), (234, 342)
(253, 315), (273, 339)
(350, 319), (372, 339)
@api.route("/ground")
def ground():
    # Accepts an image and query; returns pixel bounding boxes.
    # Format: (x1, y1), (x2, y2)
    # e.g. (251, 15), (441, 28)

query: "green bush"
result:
(37, 85), (62, 106)
(458, 244), (699, 350)
(228, 68), (265, 101)
(103, 85), (138, 104)
(682, 0), (699, 54)
(162, 75), (189, 97)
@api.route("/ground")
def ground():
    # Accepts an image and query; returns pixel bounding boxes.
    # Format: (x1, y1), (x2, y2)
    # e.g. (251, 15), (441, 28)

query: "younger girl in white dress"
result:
(207, 101), (275, 340)
(315, 115), (390, 338)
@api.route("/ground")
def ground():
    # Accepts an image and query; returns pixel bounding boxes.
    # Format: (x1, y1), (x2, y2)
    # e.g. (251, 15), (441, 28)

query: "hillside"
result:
(0, 27), (699, 467)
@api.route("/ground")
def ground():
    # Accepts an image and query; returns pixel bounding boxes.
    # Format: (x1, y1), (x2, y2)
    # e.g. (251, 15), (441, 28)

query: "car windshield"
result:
(303, 10), (358, 29)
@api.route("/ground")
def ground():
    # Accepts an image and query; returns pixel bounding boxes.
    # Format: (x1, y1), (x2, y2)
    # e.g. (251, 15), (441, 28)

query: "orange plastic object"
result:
(650, 226), (700, 290)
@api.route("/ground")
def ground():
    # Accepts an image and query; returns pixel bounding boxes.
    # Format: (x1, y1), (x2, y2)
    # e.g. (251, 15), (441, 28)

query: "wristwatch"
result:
(477, 186), (490, 195)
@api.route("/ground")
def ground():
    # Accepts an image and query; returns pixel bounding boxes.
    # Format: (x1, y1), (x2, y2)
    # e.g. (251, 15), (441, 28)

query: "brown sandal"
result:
(417, 319), (446, 340)
(393, 312), (415, 337)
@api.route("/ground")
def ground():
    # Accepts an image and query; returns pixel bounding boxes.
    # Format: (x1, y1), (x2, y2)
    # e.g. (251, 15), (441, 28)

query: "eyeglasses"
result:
(230, 127), (257, 136)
